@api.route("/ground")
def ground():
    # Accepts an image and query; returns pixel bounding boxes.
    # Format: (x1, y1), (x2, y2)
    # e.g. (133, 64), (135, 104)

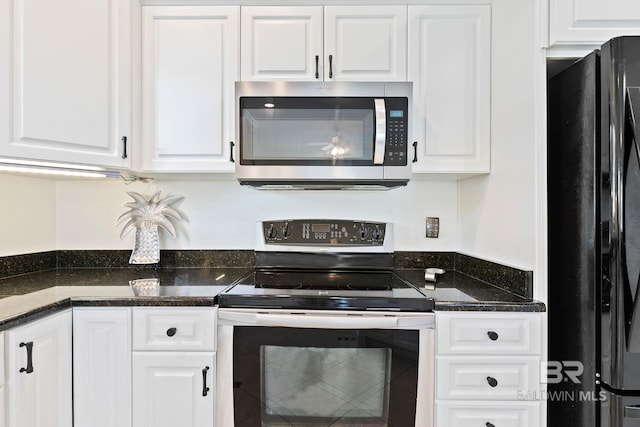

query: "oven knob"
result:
(371, 227), (382, 241)
(280, 221), (291, 238)
(266, 224), (277, 239)
(357, 223), (368, 239)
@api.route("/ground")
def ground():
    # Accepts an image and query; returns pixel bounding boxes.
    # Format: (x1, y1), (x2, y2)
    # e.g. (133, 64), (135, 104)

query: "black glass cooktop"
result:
(218, 269), (434, 312)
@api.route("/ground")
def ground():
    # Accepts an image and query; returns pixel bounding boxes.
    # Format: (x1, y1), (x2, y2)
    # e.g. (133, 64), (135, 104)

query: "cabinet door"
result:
(133, 352), (215, 427)
(0, 0), (131, 168)
(0, 332), (4, 427)
(408, 5), (491, 175)
(549, 0), (640, 47)
(324, 6), (407, 81)
(140, 6), (239, 172)
(5, 310), (72, 427)
(241, 6), (323, 81)
(73, 308), (131, 427)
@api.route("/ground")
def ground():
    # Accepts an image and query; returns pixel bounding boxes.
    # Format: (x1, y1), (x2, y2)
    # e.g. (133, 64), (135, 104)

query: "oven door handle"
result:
(218, 310), (434, 329)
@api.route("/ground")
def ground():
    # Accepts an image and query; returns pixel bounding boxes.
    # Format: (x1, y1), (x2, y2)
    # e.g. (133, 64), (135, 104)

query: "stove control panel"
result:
(262, 219), (386, 246)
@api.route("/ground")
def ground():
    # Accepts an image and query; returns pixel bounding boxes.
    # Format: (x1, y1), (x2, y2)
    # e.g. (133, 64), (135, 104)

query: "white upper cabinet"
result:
(324, 6), (407, 81)
(0, 0), (132, 169)
(549, 0), (640, 51)
(241, 6), (407, 81)
(408, 5), (491, 175)
(241, 6), (323, 81)
(138, 6), (239, 172)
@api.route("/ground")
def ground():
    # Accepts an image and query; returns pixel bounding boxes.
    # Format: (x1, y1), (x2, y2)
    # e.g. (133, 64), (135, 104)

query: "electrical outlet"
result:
(425, 217), (439, 238)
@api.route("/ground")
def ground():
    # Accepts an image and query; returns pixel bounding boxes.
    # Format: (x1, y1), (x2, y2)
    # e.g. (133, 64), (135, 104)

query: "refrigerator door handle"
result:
(627, 87), (640, 161)
(624, 86), (640, 353)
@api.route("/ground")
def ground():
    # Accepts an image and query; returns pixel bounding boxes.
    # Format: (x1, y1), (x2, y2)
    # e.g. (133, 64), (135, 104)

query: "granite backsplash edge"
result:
(0, 250), (533, 299)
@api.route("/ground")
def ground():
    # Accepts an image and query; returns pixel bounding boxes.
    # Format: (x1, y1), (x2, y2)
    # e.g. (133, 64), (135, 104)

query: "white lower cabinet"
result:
(435, 311), (543, 427)
(131, 307), (217, 427)
(4, 310), (72, 427)
(73, 307), (131, 427)
(436, 401), (541, 426)
(0, 331), (4, 427)
(132, 352), (215, 427)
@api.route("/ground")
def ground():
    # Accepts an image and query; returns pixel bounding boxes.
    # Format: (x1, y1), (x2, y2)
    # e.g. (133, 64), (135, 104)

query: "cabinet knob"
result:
(166, 327), (177, 337)
(486, 423), (496, 427)
(487, 331), (499, 341)
(486, 376), (498, 387)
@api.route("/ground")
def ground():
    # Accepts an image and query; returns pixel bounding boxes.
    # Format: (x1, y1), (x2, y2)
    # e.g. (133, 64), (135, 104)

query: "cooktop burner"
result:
(217, 219), (434, 312)
(218, 269), (433, 312)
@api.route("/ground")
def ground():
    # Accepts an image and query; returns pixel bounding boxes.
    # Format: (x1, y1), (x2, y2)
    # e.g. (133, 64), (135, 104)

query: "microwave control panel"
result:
(384, 98), (409, 166)
(263, 220), (386, 246)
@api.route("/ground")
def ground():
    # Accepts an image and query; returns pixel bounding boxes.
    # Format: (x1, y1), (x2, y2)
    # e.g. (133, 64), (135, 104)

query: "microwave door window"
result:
(240, 105), (375, 165)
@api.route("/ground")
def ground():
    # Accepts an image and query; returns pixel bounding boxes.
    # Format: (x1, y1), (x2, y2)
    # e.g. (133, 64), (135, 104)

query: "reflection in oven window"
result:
(233, 327), (420, 427)
(261, 346), (390, 426)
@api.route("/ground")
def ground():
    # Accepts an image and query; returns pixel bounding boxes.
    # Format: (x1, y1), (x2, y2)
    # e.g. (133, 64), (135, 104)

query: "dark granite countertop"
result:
(0, 267), (249, 330)
(396, 269), (546, 312)
(0, 266), (544, 331)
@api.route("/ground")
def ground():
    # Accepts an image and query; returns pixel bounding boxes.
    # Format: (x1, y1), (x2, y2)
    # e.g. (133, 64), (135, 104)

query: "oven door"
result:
(216, 309), (435, 427)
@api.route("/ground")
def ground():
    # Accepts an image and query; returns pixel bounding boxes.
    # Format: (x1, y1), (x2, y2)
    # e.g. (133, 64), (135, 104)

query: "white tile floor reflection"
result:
(260, 346), (391, 426)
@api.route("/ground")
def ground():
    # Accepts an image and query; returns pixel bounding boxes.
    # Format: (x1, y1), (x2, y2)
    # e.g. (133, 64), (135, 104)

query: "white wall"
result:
(458, 0), (538, 271)
(54, 175), (458, 251)
(1, 0), (542, 277)
(0, 173), (56, 256)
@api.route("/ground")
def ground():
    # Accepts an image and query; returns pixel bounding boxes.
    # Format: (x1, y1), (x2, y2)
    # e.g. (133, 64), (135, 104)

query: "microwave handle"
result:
(374, 99), (386, 164)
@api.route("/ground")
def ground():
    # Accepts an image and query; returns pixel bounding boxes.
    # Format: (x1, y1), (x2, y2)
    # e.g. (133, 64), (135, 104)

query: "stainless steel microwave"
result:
(234, 81), (412, 190)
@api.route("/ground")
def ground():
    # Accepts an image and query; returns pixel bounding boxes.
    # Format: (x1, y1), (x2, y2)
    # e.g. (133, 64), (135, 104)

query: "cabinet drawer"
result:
(436, 356), (540, 400)
(436, 400), (541, 427)
(132, 308), (216, 351)
(436, 312), (541, 355)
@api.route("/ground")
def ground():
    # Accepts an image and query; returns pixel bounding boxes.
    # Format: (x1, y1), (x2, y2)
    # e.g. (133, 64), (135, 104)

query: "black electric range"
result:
(217, 219), (434, 312)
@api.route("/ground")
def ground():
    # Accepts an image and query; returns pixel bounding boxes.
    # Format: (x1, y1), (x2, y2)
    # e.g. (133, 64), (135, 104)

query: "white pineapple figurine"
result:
(117, 191), (184, 265)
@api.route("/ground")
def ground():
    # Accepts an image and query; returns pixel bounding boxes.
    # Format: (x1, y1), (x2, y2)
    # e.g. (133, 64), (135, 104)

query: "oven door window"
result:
(233, 327), (419, 427)
(239, 97), (375, 165)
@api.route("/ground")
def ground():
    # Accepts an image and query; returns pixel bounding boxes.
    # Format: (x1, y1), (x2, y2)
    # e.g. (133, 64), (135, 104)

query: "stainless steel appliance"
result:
(234, 82), (413, 190)
(216, 219), (434, 427)
(548, 36), (640, 427)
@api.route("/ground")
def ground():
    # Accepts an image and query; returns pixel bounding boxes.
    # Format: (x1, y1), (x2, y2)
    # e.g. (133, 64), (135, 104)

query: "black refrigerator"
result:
(548, 36), (640, 427)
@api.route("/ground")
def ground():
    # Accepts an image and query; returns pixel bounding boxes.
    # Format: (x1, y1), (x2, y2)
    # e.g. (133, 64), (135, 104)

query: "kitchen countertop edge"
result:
(0, 290), (545, 332)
